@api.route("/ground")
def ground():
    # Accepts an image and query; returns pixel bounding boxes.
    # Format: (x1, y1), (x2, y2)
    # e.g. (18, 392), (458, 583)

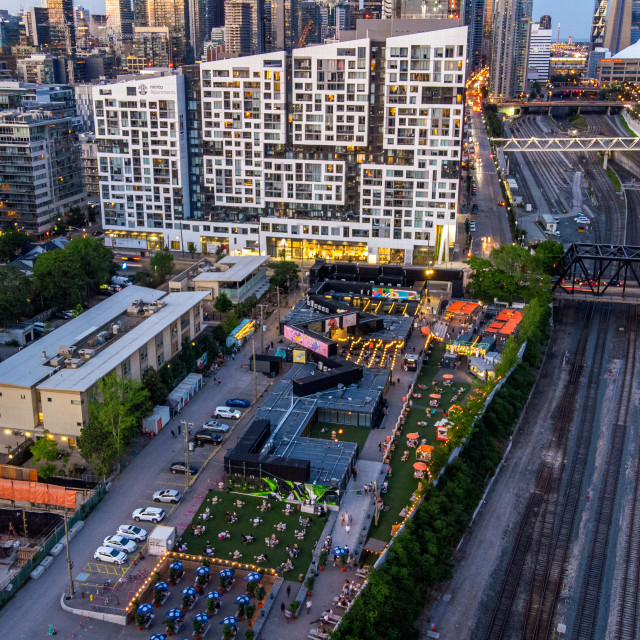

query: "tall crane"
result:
(298, 21), (314, 48)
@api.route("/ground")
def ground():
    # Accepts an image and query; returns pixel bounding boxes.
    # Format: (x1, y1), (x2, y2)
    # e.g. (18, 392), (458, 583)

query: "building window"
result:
(171, 241), (180, 250)
(181, 317), (190, 331)
(47, 398), (52, 402)
(20, 394), (25, 399)
(140, 345), (148, 364)
(122, 358), (131, 377)
(71, 400), (81, 405)
(157, 353), (165, 366)
(155, 334), (163, 349)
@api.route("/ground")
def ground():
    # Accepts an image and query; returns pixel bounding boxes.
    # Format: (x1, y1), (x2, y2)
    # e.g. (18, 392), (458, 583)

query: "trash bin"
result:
(188, 441), (195, 452)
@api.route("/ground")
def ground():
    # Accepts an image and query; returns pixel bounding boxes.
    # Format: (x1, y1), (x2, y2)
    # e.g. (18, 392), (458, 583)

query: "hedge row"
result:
(332, 362), (537, 640)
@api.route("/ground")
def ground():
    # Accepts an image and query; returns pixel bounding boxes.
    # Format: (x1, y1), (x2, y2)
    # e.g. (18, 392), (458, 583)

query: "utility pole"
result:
(252, 335), (258, 403)
(276, 287), (281, 334)
(260, 305), (264, 354)
(64, 507), (74, 599)
(374, 480), (379, 527)
(184, 420), (191, 493)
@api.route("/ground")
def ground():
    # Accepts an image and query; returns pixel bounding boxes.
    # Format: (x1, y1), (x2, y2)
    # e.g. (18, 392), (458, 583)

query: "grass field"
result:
(370, 341), (469, 540)
(306, 421), (371, 452)
(178, 490), (325, 575)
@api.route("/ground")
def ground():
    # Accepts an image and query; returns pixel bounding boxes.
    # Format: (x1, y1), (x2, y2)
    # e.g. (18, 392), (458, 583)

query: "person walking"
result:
(170, 429), (176, 439)
(363, 484), (368, 495)
(340, 513), (345, 527)
(218, 378), (222, 386)
(306, 599), (312, 615)
(177, 424), (181, 435)
(286, 584), (291, 598)
(345, 524), (351, 535)
(352, 467), (357, 480)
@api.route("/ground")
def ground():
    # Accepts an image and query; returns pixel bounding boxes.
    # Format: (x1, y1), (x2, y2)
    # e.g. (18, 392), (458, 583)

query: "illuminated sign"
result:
(284, 326), (330, 357)
(342, 313), (357, 327)
(372, 287), (419, 300)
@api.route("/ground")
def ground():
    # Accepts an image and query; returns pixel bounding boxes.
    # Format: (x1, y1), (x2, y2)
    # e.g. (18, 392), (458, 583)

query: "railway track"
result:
(575, 305), (638, 640)
(484, 302), (598, 640)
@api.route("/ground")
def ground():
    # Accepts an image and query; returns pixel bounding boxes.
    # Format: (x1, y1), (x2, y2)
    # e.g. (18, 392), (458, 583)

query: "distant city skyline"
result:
(2, 0), (594, 42)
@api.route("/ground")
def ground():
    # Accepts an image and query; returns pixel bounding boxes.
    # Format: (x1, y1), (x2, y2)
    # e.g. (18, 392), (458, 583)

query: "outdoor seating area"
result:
(370, 339), (474, 540)
(132, 556), (275, 639)
(177, 490), (325, 575)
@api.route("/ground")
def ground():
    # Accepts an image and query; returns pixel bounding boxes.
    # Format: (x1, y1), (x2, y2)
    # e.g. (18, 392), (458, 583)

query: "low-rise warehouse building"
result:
(0, 286), (208, 439)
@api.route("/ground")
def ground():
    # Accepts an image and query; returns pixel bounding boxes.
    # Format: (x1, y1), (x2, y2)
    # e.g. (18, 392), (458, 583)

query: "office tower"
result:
(0, 15), (23, 48)
(526, 22), (551, 87)
(604, 0), (640, 53)
(490, 0), (533, 98)
(224, 0), (258, 57)
(482, 0), (493, 62)
(296, 1), (322, 47)
(586, 46), (610, 78)
(539, 13), (551, 29)
(591, 1), (606, 48)
(147, 0), (188, 64)
(25, 7), (50, 47)
(127, 26), (173, 70)
(74, 6), (92, 51)
(80, 133), (100, 204)
(211, 0), (225, 27)
(188, 0), (210, 60)
(271, 0), (298, 53)
(92, 74), (190, 232)
(133, 0), (148, 26)
(463, 0), (485, 69)
(46, 0), (76, 55)
(0, 88), (84, 233)
(105, 0), (134, 39)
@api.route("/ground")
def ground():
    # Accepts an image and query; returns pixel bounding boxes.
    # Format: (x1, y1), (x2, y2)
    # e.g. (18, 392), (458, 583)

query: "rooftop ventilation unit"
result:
(58, 346), (76, 358)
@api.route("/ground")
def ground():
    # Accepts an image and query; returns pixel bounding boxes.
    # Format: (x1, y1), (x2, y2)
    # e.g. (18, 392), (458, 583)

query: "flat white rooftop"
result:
(36, 291), (208, 393)
(193, 255), (269, 284)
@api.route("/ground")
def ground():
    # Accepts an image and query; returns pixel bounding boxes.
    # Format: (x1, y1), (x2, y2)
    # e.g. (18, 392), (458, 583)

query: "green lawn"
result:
(370, 341), (469, 540)
(177, 491), (325, 576)
(306, 422), (371, 452)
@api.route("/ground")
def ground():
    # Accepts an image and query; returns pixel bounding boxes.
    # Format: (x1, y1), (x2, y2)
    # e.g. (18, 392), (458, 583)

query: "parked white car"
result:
(94, 546), (127, 565)
(103, 535), (137, 554)
(153, 489), (182, 504)
(117, 524), (147, 541)
(132, 507), (165, 523)
(212, 406), (242, 420)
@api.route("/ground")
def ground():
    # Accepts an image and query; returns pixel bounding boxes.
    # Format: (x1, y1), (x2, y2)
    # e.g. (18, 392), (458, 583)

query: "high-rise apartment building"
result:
(591, 2), (607, 48)
(95, 26), (466, 265)
(224, 0), (258, 57)
(105, 0), (134, 39)
(463, 0), (485, 69)
(147, 0), (189, 64)
(490, 0), (532, 98)
(526, 22), (552, 87)
(127, 26), (173, 70)
(17, 54), (56, 84)
(92, 73), (189, 241)
(604, 0), (640, 53)
(25, 7), (50, 47)
(0, 108), (85, 233)
(539, 14), (551, 30)
(46, 0), (76, 56)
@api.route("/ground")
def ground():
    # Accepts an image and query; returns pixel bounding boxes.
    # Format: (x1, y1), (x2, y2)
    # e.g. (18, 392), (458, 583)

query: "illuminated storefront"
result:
(267, 238), (369, 263)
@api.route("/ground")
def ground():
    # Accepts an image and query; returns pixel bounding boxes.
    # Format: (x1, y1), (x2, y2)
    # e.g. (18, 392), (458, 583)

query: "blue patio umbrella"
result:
(206, 591), (223, 600)
(194, 613), (209, 623)
(182, 586), (197, 597)
(217, 568), (234, 579)
(332, 546), (347, 556)
(195, 566), (210, 576)
(219, 616), (239, 626)
(169, 561), (183, 571)
(166, 608), (184, 620)
(235, 595), (250, 605)
(150, 635), (167, 640)
(154, 581), (169, 592)
(244, 571), (262, 582)
(137, 603), (154, 615)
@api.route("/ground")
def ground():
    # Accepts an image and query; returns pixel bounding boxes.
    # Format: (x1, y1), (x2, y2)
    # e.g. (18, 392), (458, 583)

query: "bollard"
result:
(81, 591), (84, 599)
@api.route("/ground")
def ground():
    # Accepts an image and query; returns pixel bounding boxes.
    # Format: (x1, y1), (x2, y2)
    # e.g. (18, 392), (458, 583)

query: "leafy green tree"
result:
(269, 260), (299, 293)
(65, 206), (87, 229)
(78, 373), (151, 474)
(38, 463), (57, 480)
(214, 292), (233, 313)
(65, 237), (114, 295)
(134, 269), (155, 287)
(30, 430), (59, 464)
(0, 229), (32, 263)
(222, 312), (240, 335)
(0, 266), (32, 324)
(150, 250), (174, 281)
(187, 242), (196, 258)
(531, 240), (563, 275)
(141, 367), (169, 405)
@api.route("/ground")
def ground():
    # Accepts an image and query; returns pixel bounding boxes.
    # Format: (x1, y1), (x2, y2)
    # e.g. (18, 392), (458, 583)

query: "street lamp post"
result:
(184, 421), (193, 493)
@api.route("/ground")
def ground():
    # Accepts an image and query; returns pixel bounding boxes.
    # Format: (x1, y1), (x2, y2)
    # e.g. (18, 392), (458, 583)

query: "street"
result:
(2, 314), (284, 640)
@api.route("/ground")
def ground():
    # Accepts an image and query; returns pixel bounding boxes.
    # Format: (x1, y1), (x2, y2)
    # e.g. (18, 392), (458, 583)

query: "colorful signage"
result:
(371, 287), (420, 300)
(284, 325), (330, 357)
(293, 349), (306, 363)
(342, 313), (357, 327)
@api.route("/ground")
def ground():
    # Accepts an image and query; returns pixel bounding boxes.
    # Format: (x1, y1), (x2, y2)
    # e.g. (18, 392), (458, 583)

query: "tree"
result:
(187, 242), (196, 258)
(150, 250), (174, 281)
(0, 266), (31, 325)
(531, 240), (563, 275)
(65, 206), (87, 229)
(0, 229), (32, 263)
(214, 292), (233, 313)
(78, 373), (151, 474)
(142, 367), (169, 405)
(269, 260), (300, 293)
(65, 237), (114, 295)
(30, 430), (59, 464)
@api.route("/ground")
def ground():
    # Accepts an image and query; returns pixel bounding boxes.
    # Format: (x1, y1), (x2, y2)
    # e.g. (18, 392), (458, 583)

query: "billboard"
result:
(284, 325), (330, 357)
(371, 287), (419, 300)
(293, 349), (306, 363)
(342, 313), (357, 327)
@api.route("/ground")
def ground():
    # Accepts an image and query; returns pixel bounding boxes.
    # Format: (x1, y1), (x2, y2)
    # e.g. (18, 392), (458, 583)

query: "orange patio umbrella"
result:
(443, 374), (454, 379)
(406, 432), (420, 440)
(413, 462), (428, 471)
(429, 393), (441, 399)
(421, 326), (430, 335)
(449, 405), (463, 413)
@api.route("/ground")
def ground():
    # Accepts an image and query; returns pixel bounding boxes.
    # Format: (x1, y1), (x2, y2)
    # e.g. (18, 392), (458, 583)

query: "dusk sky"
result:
(3, 0), (594, 42)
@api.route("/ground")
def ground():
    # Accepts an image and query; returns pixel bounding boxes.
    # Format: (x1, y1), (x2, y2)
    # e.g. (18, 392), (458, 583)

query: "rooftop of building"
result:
(0, 286), (206, 391)
(614, 39), (640, 58)
(192, 255), (269, 283)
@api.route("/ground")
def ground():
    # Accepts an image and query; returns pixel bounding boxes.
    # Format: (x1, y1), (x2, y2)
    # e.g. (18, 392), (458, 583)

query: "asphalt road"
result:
(463, 112), (512, 258)
(3, 316), (283, 640)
